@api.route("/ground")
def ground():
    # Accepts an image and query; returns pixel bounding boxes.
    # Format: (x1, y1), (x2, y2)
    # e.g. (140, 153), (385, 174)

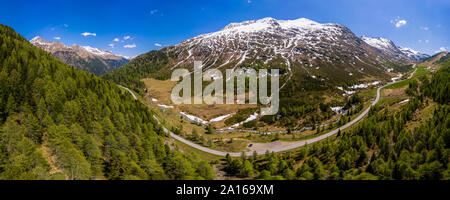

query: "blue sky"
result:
(1, 0), (448, 57)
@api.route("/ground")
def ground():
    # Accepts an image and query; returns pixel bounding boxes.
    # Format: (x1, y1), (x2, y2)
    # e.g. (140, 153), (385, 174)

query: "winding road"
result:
(118, 85), (138, 100)
(121, 66), (414, 157)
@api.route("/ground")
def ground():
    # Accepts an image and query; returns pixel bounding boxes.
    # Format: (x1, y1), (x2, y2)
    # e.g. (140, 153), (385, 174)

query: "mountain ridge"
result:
(104, 17), (417, 93)
(361, 36), (429, 61)
(30, 36), (130, 75)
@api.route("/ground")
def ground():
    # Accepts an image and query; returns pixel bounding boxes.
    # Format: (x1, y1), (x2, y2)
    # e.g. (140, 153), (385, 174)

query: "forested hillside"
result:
(101, 50), (170, 94)
(0, 25), (214, 180)
(224, 62), (450, 180)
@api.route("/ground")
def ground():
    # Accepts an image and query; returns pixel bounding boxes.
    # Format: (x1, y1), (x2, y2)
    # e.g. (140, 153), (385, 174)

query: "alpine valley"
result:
(103, 17), (430, 131)
(0, 14), (449, 181)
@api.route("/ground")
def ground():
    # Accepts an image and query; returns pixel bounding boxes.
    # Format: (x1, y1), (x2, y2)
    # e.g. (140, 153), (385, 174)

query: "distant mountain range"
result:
(30, 36), (130, 75)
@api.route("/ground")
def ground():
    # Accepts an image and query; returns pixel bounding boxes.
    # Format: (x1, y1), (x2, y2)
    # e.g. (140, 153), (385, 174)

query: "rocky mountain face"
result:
(398, 47), (430, 61)
(105, 17), (421, 94)
(156, 18), (417, 83)
(361, 36), (429, 61)
(30, 36), (129, 75)
(360, 36), (411, 61)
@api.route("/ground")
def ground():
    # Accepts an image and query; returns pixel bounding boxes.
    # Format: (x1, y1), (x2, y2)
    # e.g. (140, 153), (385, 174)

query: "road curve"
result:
(120, 68), (413, 157)
(118, 85), (138, 100)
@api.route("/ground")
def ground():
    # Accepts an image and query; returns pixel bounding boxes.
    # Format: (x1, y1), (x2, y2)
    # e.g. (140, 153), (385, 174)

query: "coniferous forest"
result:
(0, 25), (215, 180)
(223, 62), (450, 180)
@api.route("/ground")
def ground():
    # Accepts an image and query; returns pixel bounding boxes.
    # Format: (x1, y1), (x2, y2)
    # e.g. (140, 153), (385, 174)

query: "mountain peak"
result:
(31, 36), (43, 42)
(221, 17), (279, 31)
(398, 46), (430, 61)
(29, 36), (130, 75)
(255, 17), (277, 23)
(220, 17), (323, 33)
(280, 17), (320, 26)
(361, 36), (429, 61)
(30, 36), (60, 47)
(165, 17), (402, 83)
(361, 36), (394, 49)
(30, 36), (129, 60)
(81, 45), (114, 57)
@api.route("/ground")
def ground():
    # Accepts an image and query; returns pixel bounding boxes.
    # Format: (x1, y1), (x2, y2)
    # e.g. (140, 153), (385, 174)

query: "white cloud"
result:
(124, 36), (131, 40)
(395, 20), (407, 28)
(63, 24), (69, 28)
(425, 40), (430, 43)
(109, 44), (115, 48)
(124, 44), (136, 48)
(53, 37), (61, 40)
(81, 32), (96, 37)
(150, 9), (158, 15)
(154, 43), (162, 47)
(420, 26), (429, 31)
(113, 38), (120, 42)
(248, 0), (252, 3)
(390, 17), (407, 28)
(435, 47), (447, 53)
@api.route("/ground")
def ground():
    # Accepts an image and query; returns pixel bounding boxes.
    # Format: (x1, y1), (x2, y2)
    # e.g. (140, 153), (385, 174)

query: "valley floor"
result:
(121, 66), (418, 157)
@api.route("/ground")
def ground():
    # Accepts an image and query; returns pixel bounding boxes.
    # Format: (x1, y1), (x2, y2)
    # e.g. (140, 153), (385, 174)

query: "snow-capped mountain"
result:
(360, 36), (412, 61)
(107, 17), (422, 92)
(361, 36), (429, 61)
(361, 36), (395, 50)
(360, 36), (393, 51)
(30, 36), (129, 75)
(147, 17), (411, 83)
(398, 47), (430, 61)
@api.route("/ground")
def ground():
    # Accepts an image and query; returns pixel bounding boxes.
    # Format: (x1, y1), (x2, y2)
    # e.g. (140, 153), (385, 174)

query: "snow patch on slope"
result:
(398, 47), (429, 60)
(180, 112), (208, 125)
(82, 46), (114, 57)
(361, 36), (393, 50)
(209, 114), (233, 123)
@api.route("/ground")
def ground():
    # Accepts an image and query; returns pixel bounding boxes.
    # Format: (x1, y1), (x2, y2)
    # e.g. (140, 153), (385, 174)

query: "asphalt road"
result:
(118, 85), (138, 100)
